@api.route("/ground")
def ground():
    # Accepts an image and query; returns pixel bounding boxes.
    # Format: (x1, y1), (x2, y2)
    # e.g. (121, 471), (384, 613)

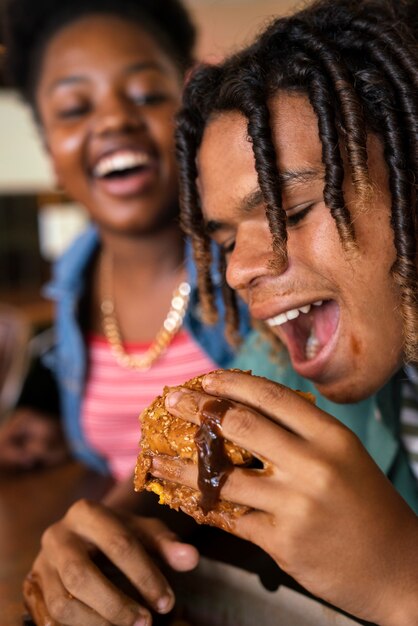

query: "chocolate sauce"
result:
(194, 398), (234, 515)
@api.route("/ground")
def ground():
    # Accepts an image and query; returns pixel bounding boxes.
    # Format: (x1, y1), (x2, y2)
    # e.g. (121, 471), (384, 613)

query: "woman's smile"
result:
(37, 13), (182, 235)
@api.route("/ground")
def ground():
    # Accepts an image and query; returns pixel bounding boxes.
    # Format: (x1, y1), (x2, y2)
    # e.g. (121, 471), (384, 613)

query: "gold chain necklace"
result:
(100, 252), (191, 371)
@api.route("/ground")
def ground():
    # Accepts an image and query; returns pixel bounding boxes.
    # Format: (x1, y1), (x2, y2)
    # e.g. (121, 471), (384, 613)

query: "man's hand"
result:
(26, 499), (199, 625)
(151, 370), (418, 626)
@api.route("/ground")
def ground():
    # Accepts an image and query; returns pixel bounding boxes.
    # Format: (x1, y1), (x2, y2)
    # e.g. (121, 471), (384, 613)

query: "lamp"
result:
(0, 89), (54, 193)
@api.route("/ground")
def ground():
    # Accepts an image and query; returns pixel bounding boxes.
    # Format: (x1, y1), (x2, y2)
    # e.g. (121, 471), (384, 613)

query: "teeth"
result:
(266, 303), (312, 327)
(94, 151), (151, 177)
(267, 312), (288, 326)
(313, 300), (323, 306)
(299, 304), (311, 314)
(305, 328), (320, 360)
(286, 308), (300, 321)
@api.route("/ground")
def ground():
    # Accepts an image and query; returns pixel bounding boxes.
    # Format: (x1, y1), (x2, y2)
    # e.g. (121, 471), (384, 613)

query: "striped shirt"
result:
(400, 366), (418, 480)
(81, 332), (216, 480)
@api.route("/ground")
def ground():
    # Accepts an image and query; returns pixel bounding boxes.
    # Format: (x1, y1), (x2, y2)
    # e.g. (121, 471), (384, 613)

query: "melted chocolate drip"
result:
(194, 398), (234, 515)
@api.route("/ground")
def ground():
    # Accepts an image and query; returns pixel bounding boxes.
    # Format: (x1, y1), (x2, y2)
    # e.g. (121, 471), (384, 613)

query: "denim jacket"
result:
(43, 225), (250, 473)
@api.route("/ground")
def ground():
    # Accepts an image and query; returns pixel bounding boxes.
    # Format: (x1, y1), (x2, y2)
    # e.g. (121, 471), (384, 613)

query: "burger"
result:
(134, 370), (314, 531)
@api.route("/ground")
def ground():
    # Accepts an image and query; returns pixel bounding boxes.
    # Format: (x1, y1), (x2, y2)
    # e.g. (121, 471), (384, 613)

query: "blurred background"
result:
(0, 0), (296, 329)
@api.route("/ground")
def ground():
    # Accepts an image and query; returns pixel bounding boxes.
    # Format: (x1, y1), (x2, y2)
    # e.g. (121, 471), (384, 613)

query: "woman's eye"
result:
(57, 105), (90, 119)
(131, 92), (168, 106)
(286, 203), (314, 227)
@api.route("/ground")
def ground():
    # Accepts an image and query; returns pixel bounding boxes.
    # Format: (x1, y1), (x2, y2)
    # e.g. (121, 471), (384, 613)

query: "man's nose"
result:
(225, 232), (289, 292)
(93, 92), (144, 136)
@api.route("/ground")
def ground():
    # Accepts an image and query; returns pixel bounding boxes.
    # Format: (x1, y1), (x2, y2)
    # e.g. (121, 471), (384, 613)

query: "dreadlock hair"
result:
(2, 0), (196, 112)
(176, 0), (418, 362)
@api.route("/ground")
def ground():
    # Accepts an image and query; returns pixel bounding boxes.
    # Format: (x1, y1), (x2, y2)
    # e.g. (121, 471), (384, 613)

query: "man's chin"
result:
(313, 376), (382, 405)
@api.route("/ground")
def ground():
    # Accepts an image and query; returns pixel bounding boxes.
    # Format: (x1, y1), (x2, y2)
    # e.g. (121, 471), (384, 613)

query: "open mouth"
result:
(93, 150), (153, 180)
(266, 299), (340, 364)
(91, 149), (157, 197)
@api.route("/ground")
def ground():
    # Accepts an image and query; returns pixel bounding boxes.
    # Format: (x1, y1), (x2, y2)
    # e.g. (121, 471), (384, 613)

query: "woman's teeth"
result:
(266, 300), (323, 327)
(93, 151), (151, 178)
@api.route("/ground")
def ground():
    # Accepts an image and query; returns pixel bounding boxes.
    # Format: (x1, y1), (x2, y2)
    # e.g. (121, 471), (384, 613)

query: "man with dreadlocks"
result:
(22, 1), (417, 625)
(158, 0), (418, 622)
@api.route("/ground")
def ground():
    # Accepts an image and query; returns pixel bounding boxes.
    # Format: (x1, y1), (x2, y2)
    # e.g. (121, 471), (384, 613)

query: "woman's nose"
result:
(225, 230), (288, 292)
(93, 93), (144, 136)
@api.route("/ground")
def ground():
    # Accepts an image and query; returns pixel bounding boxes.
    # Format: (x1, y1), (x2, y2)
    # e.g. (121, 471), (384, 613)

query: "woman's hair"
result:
(2, 0), (196, 107)
(176, 0), (418, 360)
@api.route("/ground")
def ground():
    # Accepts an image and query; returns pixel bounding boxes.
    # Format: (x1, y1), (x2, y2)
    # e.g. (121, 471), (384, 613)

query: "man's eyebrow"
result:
(279, 167), (323, 187)
(48, 61), (165, 93)
(205, 189), (264, 235)
(204, 168), (322, 235)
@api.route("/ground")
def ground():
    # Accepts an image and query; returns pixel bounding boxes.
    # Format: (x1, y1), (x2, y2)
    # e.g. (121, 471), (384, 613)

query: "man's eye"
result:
(132, 93), (168, 106)
(286, 203), (314, 226)
(222, 239), (236, 255)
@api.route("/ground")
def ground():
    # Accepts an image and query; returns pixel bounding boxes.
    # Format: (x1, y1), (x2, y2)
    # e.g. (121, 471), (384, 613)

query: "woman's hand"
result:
(26, 499), (199, 626)
(150, 370), (418, 626)
(0, 408), (69, 470)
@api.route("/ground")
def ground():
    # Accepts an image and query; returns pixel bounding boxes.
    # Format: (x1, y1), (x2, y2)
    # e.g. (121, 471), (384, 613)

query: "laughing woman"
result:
(2, 0), (247, 480)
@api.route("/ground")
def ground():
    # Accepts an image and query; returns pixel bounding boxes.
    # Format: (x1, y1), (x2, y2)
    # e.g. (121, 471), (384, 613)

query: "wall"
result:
(186, 0), (299, 61)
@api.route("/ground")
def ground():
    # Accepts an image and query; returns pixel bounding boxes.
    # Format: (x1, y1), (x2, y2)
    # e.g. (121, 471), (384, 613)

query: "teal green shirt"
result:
(232, 331), (418, 513)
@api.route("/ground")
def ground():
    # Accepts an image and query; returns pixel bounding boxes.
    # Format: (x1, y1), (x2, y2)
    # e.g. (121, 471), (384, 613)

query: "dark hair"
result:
(2, 0), (196, 106)
(176, 0), (418, 360)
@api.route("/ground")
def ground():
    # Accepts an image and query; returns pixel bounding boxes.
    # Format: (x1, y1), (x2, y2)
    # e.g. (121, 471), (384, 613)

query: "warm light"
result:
(0, 90), (54, 193)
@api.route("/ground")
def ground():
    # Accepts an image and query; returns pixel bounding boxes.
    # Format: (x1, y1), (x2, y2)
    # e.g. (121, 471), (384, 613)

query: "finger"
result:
(131, 517), (200, 572)
(165, 388), (303, 466)
(150, 455), (279, 513)
(202, 370), (333, 440)
(42, 526), (152, 624)
(232, 509), (279, 554)
(24, 572), (60, 626)
(63, 500), (175, 613)
(26, 567), (113, 626)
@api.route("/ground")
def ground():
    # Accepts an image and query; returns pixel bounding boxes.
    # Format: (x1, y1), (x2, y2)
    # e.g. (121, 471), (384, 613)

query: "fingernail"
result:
(165, 390), (183, 407)
(203, 371), (223, 386)
(156, 593), (174, 613)
(166, 390), (197, 412)
(134, 616), (149, 626)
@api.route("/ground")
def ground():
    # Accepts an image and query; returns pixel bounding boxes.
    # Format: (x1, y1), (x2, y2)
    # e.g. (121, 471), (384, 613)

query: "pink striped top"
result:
(81, 332), (216, 480)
